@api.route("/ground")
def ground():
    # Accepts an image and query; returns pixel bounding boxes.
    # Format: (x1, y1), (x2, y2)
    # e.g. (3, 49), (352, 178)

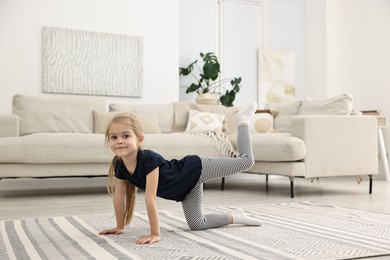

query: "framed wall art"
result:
(42, 27), (143, 97)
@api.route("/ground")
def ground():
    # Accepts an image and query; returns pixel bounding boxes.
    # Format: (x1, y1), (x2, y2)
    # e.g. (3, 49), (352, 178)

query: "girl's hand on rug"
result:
(135, 234), (160, 244)
(99, 227), (124, 235)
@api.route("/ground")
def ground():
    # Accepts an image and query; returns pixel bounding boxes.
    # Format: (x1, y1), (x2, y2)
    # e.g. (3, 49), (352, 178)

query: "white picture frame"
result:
(42, 27), (143, 97)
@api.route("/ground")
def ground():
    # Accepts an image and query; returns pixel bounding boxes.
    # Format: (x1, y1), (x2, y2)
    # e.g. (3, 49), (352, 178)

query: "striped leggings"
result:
(181, 124), (254, 230)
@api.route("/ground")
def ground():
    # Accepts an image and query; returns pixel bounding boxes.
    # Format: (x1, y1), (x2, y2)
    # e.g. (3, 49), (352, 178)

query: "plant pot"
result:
(196, 93), (219, 105)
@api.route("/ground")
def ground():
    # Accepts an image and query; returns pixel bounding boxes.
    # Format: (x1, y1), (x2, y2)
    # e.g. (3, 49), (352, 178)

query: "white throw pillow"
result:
(250, 112), (274, 133)
(299, 94), (354, 115)
(185, 110), (225, 134)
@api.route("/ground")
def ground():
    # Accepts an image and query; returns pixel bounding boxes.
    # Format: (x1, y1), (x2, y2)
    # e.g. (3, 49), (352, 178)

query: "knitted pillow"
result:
(185, 110), (225, 134)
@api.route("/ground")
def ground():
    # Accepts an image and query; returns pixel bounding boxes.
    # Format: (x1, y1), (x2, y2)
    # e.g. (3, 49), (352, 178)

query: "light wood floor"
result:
(1, 174), (389, 221)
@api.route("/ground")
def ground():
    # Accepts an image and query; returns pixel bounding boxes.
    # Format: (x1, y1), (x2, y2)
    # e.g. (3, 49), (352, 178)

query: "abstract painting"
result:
(258, 48), (296, 107)
(42, 27), (143, 97)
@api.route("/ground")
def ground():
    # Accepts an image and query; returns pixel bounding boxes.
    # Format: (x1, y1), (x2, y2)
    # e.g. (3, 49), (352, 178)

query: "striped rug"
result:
(1, 201), (390, 260)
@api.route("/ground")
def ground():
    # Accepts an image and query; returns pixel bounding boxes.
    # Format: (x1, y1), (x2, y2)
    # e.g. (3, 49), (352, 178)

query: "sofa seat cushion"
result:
(0, 132), (236, 164)
(251, 133), (306, 161)
(0, 133), (113, 163)
(143, 133), (235, 160)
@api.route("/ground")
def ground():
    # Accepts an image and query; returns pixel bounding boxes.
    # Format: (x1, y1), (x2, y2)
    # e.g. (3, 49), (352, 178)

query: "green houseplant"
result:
(179, 52), (242, 107)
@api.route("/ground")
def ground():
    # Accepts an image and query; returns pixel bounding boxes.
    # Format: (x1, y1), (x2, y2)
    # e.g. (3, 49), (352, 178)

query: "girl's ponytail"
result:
(124, 180), (137, 226)
(107, 156), (138, 226)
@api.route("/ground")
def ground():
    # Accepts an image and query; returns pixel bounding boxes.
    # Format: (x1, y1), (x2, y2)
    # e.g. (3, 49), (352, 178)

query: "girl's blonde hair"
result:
(105, 112), (143, 226)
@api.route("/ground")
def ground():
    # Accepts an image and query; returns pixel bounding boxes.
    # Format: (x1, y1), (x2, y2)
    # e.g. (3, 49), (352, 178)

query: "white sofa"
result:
(0, 94), (378, 197)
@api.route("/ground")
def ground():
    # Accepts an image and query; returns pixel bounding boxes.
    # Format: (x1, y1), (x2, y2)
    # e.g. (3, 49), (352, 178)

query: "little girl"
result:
(99, 102), (261, 244)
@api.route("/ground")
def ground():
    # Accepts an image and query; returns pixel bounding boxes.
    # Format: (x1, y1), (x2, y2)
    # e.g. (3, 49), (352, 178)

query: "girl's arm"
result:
(99, 177), (127, 235)
(135, 167), (160, 244)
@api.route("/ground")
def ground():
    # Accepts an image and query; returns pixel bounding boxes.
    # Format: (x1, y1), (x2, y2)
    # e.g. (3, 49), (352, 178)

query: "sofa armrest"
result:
(0, 115), (19, 137)
(291, 115), (378, 178)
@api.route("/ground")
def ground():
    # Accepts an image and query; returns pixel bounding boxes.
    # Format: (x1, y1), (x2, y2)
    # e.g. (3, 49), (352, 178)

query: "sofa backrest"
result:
(266, 94), (354, 133)
(13, 94), (106, 135)
(109, 103), (174, 133)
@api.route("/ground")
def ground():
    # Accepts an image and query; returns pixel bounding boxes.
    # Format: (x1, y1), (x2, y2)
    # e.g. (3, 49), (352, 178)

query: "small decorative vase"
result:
(196, 93), (219, 105)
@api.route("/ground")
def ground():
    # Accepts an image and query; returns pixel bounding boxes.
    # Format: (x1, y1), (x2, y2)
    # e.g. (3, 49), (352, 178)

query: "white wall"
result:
(179, 0), (215, 103)
(340, 0), (390, 112)
(222, 0), (263, 107)
(0, 0), (179, 114)
(304, 0), (327, 97)
(305, 0), (390, 109)
(266, 0), (305, 99)
(340, 0), (390, 177)
(305, 0), (390, 178)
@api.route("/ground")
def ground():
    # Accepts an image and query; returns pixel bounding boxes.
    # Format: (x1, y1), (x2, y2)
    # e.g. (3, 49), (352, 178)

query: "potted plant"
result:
(179, 52), (242, 107)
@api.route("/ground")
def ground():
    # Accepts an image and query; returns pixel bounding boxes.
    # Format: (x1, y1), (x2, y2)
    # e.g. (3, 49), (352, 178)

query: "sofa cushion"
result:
(266, 100), (302, 133)
(172, 102), (238, 136)
(109, 103), (174, 133)
(299, 94), (353, 115)
(0, 115), (19, 137)
(0, 132), (234, 164)
(250, 133), (306, 161)
(142, 133), (234, 159)
(0, 133), (113, 163)
(139, 115), (161, 133)
(93, 111), (119, 133)
(185, 110), (225, 134)
(250, 112), (274, 133)
(93, 111), (161, 134)
(12, 94), (105, 136)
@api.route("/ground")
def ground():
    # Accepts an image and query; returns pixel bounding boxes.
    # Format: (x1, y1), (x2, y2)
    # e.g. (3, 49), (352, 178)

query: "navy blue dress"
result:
(115, 149), (202, 201)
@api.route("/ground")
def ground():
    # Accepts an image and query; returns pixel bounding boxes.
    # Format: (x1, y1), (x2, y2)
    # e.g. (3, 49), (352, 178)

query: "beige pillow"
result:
(93, 111), (161, 134)
(137, 114), (161, 134)
(266, 100), (302, 133)
(109, 103), (174, 133)
(299, 94), (354, 115)
(12, 94), (105, 135)
(250, 112), (274, 133)
(185, 110), (225, 134)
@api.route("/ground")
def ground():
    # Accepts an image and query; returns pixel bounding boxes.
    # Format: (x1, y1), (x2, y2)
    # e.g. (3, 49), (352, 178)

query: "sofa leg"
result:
(220, 177), (225, 191)
(265, 174), (269, 192)
(369, 174), (373, 194)
(289, 176), (295, 198)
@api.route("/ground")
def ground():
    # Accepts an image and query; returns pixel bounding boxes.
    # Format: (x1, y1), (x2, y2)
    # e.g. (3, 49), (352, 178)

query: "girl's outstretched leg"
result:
(198, 101), (257, 183)
(235, 101), (257, 156)
(181, 102), (261, 230)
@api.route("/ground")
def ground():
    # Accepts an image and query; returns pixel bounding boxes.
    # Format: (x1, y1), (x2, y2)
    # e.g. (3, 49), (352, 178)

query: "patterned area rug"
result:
(1, 201), (390, 260)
